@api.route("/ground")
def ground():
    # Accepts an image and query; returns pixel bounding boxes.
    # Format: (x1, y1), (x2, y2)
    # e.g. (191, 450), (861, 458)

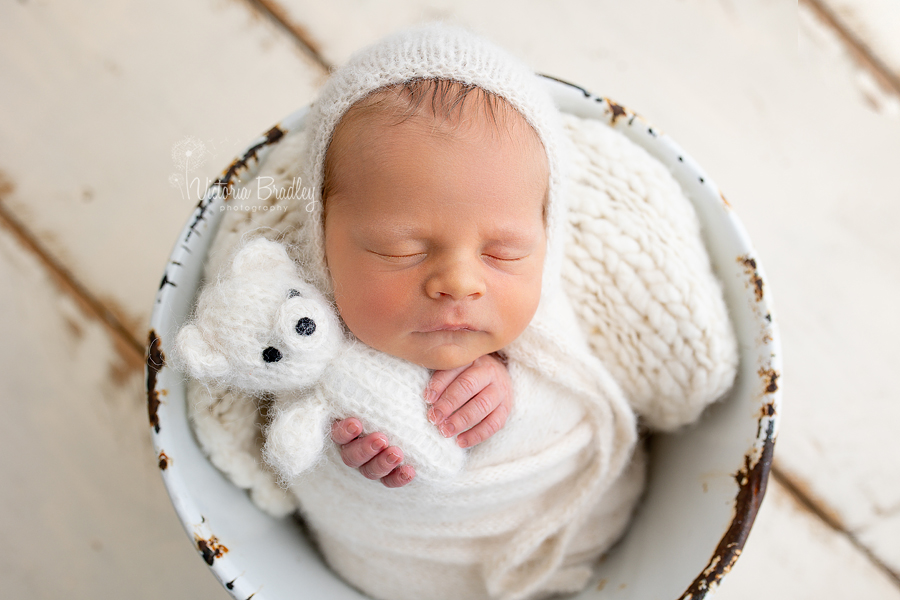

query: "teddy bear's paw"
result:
(263, 394), (331, 483)
(249, 476), (300, 518)
(176, 324), (231, 382)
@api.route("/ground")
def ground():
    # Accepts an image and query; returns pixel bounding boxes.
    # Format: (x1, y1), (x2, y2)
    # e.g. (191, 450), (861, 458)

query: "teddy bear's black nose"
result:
(295, 317), (316, 336)
(262, 346), (283, 363)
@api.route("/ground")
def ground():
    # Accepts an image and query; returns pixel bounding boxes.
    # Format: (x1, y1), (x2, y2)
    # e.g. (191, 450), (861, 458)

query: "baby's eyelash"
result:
(484, 254), (525, 262)
(371, 251), (425, 263)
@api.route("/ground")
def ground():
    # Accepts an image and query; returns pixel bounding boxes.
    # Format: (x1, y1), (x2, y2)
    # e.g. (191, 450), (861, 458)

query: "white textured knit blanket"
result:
(182, 112), (737, 600)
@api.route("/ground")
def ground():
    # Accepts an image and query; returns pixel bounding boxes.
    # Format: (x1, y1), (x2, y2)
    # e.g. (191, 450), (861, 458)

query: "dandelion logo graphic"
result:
(166, 133), (308, 211)
(169, 136), (216, 201)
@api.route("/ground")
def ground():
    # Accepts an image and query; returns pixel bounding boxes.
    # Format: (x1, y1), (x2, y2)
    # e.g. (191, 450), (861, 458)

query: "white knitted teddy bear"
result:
(176, 237), (466, 484)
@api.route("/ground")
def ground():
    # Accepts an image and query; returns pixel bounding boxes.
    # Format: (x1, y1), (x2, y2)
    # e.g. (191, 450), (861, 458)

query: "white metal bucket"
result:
(146, 77), (781, 600)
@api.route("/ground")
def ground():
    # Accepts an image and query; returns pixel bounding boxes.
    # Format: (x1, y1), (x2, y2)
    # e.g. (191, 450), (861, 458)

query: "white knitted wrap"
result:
(281, 27), (636, 599)
(178, 23), (737, 600)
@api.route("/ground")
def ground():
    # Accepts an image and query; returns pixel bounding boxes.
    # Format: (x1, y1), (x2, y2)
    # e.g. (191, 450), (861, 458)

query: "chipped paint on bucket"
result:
(147, 78), (782, 600)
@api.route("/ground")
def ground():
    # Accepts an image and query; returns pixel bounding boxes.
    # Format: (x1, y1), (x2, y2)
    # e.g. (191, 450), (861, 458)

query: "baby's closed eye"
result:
(481, 240), (539, 266)
(482, 252), (527, 262)
(368, 250), (427, 265)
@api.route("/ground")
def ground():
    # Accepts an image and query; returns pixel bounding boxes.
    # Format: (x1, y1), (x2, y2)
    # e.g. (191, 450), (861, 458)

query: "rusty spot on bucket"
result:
(737, 255), (764, 302)
(158, 451), (170, 470)
(606, 99), (628, 124)
(212, 125), (286, 197)
(759, 368), (780, 395)
(146, 329), (165, 433)
(195, 534), (229, 566)
(679, 419), (775, 599)
(184, 125), (287, 243)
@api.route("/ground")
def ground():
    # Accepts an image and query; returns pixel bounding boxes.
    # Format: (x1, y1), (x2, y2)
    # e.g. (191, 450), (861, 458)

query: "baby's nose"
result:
(425, 258), (485, 301)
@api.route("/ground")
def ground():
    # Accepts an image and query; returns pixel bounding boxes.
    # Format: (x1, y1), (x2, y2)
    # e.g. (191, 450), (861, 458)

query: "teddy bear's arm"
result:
(263, 388), (332, 483)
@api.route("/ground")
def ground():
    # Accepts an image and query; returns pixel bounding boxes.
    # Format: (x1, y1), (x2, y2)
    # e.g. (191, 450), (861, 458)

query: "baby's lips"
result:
(417, 318), (482, 333)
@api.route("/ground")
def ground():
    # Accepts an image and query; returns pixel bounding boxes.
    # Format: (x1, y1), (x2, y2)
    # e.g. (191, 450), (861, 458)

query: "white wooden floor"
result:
(1, 1), (899, 598)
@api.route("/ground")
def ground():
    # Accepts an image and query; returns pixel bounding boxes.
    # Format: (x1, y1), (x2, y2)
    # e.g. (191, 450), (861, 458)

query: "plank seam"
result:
(802, 0), (900, 99)
(0, 200), (144, 365)
(772, 466), (900, 586)
(243, 0), (333, 72)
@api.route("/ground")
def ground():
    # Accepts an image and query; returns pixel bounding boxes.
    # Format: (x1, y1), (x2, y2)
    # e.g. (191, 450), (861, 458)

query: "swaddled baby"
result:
(177, 24), (738, 600)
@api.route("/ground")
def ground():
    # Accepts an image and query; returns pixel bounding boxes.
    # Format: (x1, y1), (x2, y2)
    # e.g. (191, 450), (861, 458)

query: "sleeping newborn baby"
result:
(177, 23), (738, 600)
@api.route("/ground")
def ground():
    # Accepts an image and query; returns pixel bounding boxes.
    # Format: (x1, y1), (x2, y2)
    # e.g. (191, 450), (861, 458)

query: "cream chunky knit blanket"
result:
(178, 24), (737, 600)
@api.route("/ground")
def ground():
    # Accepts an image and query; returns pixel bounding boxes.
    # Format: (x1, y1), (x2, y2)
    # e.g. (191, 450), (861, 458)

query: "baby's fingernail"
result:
(428, 408), (443, 424)
(439, 422), (455, 437)
(400, 469), (412, 483)
(458, 437), (469, 448)
(370, 438), (387, 453)
(343, 421), (359, 436)
(387, 449), (401, 464)
(423, 387), (436, 403)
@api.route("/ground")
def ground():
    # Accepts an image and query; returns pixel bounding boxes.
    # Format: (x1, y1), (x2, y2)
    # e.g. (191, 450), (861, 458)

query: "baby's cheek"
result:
(495, 276), (542, 344)
(337, 273), (411, 347)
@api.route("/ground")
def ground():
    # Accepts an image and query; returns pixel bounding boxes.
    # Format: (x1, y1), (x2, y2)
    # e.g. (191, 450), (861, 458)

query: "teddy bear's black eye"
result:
(288, 288), (301, 299)
(295, 317), (316, 336)
(262, 346), (283, 363)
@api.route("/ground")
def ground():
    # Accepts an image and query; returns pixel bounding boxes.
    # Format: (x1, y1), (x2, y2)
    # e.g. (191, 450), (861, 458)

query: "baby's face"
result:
(323, 106), (548, 370)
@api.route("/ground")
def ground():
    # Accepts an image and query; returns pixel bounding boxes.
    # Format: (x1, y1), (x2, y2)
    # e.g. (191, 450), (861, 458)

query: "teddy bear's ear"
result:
(176, 324), (231, 382)
(231, 238), (292, 275)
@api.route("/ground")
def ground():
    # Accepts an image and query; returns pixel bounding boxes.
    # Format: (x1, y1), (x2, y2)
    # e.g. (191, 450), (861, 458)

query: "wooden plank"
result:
(816, 0), (900, 92)
(714, 479), (900, 600)
(0, 0), (325, 342)
(265, 0), (900, 579)
(790, 1), (900, 578)
(801, 0), (900, 117)
(0, 224), (227, 598)
(2, 0), (899, 591)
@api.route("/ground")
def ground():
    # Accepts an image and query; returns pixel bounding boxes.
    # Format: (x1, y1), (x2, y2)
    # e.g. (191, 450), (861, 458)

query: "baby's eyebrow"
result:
(483, 224), (543, 246)
(359, 221), (424, 239)
(357, 219), (542, 247)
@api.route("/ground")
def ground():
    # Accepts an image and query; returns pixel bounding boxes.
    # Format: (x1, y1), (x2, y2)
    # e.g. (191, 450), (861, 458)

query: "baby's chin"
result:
(403, 339), (495, 371)
(418, 353), (480, 371)
(356, 329), (502, 371)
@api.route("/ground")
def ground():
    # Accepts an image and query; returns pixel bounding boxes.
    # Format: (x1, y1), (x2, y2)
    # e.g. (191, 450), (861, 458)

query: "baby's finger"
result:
(381, 465), (416, 488)
(436, 386), (500, 438)
(338, 432), (389, 469)
(456, 403), (511, 449)
(331, 418), (363, 445)
(428, 366), (489, 426)
(424, 362), (470, 404)
(358, 446), (404, 480)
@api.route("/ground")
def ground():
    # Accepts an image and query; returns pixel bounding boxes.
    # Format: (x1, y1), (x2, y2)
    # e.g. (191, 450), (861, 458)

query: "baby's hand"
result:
(425, 353), (513, 448)
(330, 418), (416, 488)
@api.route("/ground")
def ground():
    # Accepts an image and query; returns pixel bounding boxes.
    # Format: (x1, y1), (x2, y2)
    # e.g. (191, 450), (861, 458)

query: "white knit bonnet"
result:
(295, 23), (566, 300)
